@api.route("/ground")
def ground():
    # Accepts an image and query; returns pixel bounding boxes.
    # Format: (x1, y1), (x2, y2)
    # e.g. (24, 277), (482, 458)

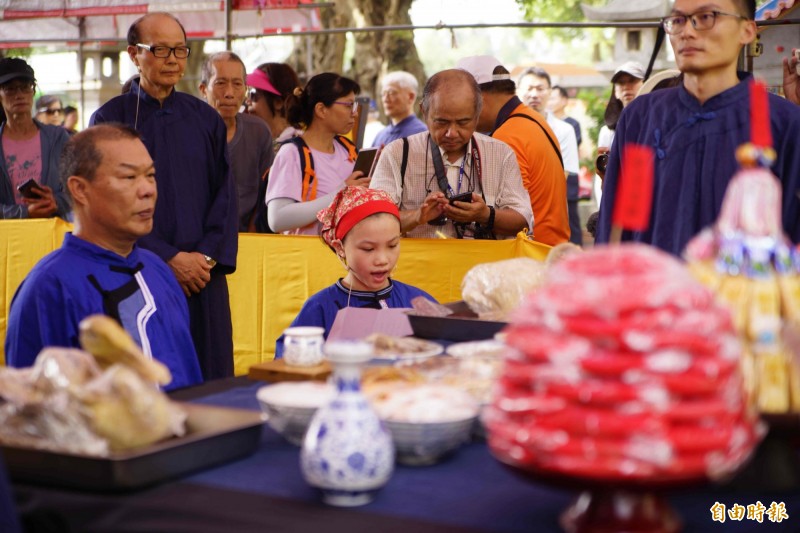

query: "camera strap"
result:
(429, 135), (454, 198)
(428, 134), (483, 198)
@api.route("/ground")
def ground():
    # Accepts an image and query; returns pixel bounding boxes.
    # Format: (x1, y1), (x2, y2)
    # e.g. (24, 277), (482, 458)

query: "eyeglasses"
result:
(661, 10), (747, 35)
(333, 100), (359, 114)
(38, 108), (63, 115)
(0, 82), (35, 95)
(248, 88), (261, 102)
(136, 43), (191, 59)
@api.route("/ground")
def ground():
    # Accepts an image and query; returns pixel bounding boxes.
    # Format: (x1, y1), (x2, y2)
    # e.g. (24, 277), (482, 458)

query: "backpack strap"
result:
(506, 113), (564, 170)
(400, 137), (409, 189)
(334, 135), (358, 162)
(287, 137), (317, 202)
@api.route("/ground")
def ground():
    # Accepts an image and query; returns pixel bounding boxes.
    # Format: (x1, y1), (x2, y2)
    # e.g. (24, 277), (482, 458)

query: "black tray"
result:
(406, 301), (507, 342)
(1, 402), (263, 491)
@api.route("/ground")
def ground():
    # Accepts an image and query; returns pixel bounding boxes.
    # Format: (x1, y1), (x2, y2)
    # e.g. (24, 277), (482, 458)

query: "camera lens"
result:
(596, 153), (609, 174)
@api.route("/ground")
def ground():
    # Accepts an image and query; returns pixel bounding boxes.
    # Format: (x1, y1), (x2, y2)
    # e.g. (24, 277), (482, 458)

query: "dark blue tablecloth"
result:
(11, 377), (800, 533)
(183, 380), (800, 533)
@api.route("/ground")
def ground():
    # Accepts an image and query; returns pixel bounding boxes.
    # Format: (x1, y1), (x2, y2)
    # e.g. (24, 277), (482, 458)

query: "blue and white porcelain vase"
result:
(300, 340), (394, 506)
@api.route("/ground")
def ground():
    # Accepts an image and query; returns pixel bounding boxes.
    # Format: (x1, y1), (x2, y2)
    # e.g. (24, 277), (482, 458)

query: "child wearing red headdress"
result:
(275, 186), (436, 357)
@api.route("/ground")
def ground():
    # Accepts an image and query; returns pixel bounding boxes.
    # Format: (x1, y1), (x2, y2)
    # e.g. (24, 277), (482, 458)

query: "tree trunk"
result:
(290, 0), (425, 103)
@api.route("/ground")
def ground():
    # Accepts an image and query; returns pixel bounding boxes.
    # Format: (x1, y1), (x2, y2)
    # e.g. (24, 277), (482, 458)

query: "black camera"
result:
(596, 152), (609, 176)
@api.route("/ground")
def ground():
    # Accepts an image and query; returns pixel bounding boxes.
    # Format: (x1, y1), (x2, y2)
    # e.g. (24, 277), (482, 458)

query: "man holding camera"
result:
(369, 69), (531, 239)
(596, 0), (800, 255)
(457, 55), (569, 246)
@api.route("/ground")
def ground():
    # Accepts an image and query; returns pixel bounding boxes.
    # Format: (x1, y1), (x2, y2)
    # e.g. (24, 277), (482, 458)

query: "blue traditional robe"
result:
(275, 279), (436, 358)
(90, 80), (238, 379)
(5, 233), (202, 390)
(596, 74), (800, 256)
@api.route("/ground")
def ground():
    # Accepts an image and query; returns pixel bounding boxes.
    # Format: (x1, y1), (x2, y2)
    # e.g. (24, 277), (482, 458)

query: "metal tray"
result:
(406, 301), (507, 342)
(1, 402), (263, 492)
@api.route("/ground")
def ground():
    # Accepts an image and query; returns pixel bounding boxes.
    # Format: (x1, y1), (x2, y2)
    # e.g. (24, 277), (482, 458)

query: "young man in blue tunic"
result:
(275, 186), (436, 357)
(596, 0), (800, 255)
(90, 12), (238, 379)
(5, 124), (202, 390)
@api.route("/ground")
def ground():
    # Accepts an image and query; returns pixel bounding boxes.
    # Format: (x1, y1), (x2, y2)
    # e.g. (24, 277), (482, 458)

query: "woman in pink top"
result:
(265, 73), (370, 235)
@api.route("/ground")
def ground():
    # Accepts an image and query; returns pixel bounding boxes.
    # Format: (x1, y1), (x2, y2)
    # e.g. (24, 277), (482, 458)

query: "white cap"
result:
(456, 55), (511, 85)
(637, 69), (681, 97)
(611, 61), (646, 83)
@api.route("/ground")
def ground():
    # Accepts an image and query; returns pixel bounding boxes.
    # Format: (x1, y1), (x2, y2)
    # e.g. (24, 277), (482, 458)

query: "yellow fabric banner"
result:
(0, 221), (549, 374)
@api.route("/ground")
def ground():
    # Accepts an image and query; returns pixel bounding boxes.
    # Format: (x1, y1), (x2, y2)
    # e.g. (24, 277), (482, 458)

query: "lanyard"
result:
(428, 135), (482, 198)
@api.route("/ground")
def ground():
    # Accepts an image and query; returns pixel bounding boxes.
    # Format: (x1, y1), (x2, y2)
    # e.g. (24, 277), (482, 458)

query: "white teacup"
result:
(283, 326), (325, 367)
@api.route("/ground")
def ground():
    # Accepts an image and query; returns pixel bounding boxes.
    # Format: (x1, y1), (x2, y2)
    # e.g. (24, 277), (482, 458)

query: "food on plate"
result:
(366, 384), (479, 423)
(461, 257), (545, 320)
(79, 315), (172, 385)
(0, 314), (186, 455)
(485, 244), (763, 482)
(362, 366), (425, 392)
(364, 333), (442, 358)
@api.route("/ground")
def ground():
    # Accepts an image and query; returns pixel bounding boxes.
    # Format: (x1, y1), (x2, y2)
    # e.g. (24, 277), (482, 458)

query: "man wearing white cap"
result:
(199, 51), (273, 231)
(456, 55), (569, 246)
(596, 0), (800, 255)
(518, 66), (582, 245)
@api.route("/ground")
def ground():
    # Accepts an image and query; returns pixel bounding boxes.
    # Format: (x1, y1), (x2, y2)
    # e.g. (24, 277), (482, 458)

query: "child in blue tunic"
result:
(275, 186), (436, 357)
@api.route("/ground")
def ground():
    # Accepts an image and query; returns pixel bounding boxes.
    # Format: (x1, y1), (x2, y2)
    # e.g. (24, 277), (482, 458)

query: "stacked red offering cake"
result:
(484, 244), (763, 483)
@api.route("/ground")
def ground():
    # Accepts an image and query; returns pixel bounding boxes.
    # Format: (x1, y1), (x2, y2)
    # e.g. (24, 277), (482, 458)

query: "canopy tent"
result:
(0, 0), (322, 47)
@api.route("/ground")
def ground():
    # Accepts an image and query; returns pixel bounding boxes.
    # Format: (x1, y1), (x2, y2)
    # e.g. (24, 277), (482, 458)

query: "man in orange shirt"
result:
(456, 55), (569, 246)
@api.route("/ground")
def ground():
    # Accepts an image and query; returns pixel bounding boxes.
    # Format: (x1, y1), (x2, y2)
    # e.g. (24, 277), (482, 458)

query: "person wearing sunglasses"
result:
(596, 0), (800, 256)
(264, 72), (369, 235)
(34, 95), (64, 126)
(246, 62), (303, 148)
(90, 12), (239, 382)
(0, 57), (70, 220)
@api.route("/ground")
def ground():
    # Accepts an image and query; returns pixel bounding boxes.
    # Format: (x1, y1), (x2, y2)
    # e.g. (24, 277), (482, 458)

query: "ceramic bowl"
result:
(383, 416), (477, 466)
(368, 384), (479, 465)
(256, 382), (334, 445)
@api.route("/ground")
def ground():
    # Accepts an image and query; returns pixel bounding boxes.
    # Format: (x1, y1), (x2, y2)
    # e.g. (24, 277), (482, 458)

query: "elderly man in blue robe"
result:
(596, 0), (800, 255)
(90, 12), (238, 380)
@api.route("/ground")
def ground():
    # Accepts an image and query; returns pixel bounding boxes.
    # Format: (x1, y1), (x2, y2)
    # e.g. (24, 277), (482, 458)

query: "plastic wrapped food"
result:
(0, 315), (186, 456)
(684, 148), (800, 414)
(485, 244), (763, 483)
(461, 257), (546, 319)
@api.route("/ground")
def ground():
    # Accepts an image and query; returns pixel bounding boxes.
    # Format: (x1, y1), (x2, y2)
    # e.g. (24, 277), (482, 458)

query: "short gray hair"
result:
(381, 71), (418, 94)
(200, 51), (246, 86)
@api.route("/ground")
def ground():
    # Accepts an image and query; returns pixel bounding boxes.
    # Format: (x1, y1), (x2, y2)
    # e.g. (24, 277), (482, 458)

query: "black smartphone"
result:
(352, 147), (379, 178)
(17, 178), (42, 199)
(449, 191), (473, 205)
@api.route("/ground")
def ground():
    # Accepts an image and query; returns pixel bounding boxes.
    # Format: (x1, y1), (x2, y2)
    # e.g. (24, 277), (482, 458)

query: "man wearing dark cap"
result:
(596, 0), (800, 255)
(456, 55), (569, 246)
(90, 12), (238, 380)
(0, 57), (70, 219)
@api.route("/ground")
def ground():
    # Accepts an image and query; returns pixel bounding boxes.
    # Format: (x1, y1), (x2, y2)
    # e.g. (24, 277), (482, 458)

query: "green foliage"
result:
(577, 86), (610, 166)
(0, 48), (33, 59)
(514, 0), (613, 50)
(516, 0), (591, 22)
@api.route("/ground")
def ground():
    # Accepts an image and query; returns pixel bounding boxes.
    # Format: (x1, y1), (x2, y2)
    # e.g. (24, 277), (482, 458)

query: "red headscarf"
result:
(317, 186), (400, 247)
